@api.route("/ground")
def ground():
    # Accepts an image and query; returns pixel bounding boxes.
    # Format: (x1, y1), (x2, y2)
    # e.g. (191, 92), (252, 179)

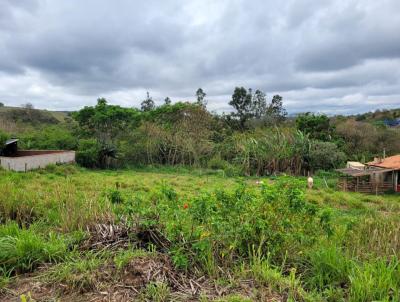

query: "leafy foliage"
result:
(75, 139), (103, 168)
(296, 112), (335, 141)
(0, 130), (9, 148)
(19, 126), (78, 150)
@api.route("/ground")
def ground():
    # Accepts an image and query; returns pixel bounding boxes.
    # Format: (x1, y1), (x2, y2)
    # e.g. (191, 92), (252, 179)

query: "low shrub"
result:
(207, 156), (229, 170)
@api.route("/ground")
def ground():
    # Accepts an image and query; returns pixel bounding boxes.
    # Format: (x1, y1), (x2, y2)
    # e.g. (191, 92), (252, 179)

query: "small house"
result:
(0, 139), (75, 172)
(337, 155), (400, 193)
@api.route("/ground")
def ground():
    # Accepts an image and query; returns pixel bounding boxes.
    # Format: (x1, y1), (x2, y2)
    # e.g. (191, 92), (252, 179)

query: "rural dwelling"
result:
(336, 155), (400, 194)
(0, 139), (75, 172)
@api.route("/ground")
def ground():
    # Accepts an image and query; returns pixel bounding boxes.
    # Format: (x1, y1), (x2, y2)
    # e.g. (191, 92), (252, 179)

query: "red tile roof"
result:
(367, 155), (400, 170)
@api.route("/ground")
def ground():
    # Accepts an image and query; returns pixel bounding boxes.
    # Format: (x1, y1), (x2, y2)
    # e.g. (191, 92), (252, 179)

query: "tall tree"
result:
(252, 89), (268, 119)
(229, 87), (253, 130)
(265, 95), (287, 125)
(196, 88), (207, 107)
(141, 92), (155, 111)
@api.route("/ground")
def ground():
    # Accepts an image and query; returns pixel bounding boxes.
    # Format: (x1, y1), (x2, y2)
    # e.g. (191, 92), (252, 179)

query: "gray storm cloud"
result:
(0, 0), (399, 113)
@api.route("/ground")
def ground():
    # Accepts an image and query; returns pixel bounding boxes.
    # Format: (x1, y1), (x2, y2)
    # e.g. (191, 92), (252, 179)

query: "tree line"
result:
(1, 88), (399, 175)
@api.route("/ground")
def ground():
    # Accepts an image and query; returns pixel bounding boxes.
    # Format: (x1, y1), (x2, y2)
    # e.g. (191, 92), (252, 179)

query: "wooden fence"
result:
(338, 179), (393, 194)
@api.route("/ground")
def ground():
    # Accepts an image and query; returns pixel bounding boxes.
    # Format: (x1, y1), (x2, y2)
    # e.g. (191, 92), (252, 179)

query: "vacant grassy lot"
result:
(0, 165), (399, 301)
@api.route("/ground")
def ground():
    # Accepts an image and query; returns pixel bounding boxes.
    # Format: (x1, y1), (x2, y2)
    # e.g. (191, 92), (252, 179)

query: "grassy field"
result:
(0, 165), (399, 301)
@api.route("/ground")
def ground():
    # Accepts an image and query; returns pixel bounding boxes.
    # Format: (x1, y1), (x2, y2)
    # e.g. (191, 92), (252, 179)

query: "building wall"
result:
(0, 151), (75, 172)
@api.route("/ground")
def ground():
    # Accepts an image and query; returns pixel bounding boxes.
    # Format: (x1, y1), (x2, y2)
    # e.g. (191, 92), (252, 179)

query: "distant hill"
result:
(0, 106), (70, 122)
(349, 108), (400, 123)
(0, 105), (74, 134)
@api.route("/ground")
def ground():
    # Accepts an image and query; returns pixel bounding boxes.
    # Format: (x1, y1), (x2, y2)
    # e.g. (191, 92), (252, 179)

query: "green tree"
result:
(0, 102), (4, 107)
(141, 92), (155, 111)
(73, 98), (140, 168)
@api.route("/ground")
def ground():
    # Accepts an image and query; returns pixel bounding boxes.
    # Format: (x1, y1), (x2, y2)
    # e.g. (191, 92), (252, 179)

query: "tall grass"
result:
(349, 258), (400, 302)
(346, 215), (400, 259)
(0, 222), (68, 275)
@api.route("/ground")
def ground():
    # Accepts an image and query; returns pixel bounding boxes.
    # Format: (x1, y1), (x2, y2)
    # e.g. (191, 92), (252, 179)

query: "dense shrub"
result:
(207, 156), (229, 170)
(308, 141), (346, 171)
(75, 139), (102, 168)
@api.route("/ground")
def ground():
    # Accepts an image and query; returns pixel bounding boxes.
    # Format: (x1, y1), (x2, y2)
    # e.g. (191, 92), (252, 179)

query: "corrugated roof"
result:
(336, 167), (395, 177)
(368, 155), (400, 170)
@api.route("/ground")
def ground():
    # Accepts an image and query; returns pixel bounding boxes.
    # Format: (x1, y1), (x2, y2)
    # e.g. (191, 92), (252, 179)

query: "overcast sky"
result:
(0, 0), (399, 114)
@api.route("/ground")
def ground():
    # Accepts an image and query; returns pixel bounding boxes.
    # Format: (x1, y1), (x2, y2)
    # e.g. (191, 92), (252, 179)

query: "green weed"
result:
(0, 222), (68, 274)
(43, 251), (105, 292)
(113, 247), (148, 270)
(141, 281), (170, 302)
(349, 258), (400, 302)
